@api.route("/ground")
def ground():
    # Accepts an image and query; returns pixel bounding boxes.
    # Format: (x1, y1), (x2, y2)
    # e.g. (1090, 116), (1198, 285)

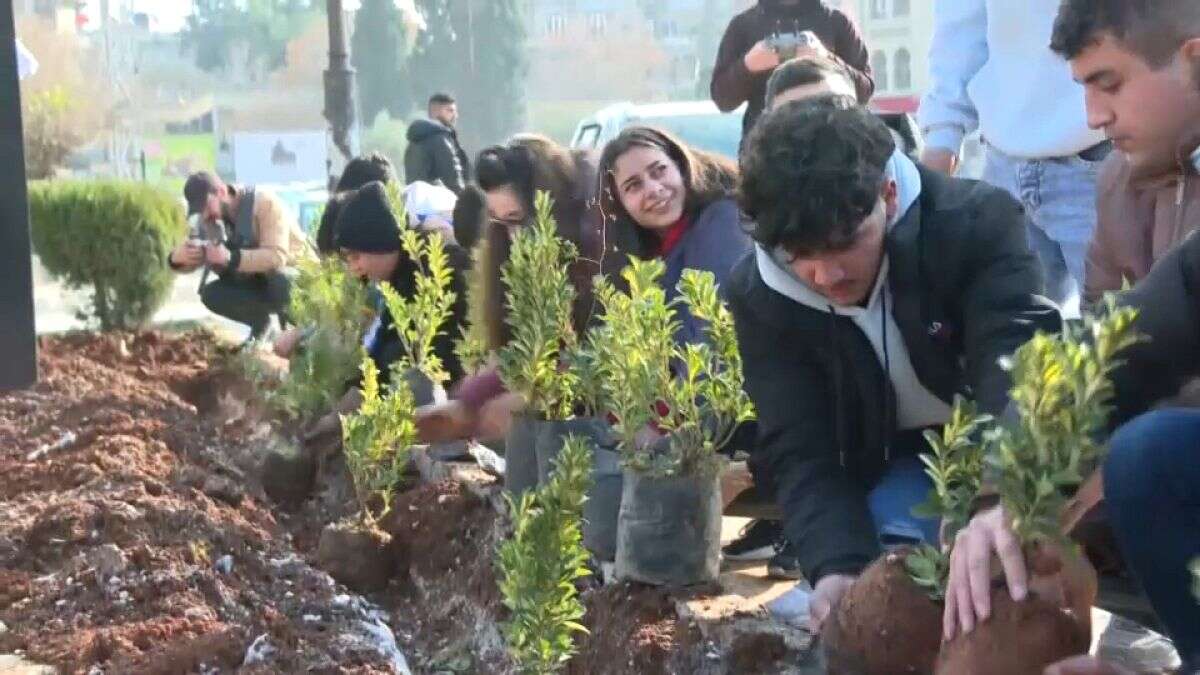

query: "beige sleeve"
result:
(235, 190), (295, 274)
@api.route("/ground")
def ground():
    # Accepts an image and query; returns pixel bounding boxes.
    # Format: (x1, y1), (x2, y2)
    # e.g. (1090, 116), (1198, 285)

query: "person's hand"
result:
(743, 40), (782, 73)
(273, 327), (304, 359)
(921, 148), (960, 175)
(792, 39), (830, 62)
(303, 388), (366, 443)
(1044, 656), (1134, 675)
(205, 243), (232, 269)
(172, 241), (205, 268)
(944, 504), (1028, 640)
(305, 409), (342, 444)
(809, 573), (857, 632)
(415, 400), (476, 444)
(478, 392), (525, 442)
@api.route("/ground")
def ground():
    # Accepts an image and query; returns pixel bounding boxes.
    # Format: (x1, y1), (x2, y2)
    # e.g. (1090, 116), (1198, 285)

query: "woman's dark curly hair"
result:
(597, 126), (738, 258)
(738, 95), (895, 257)
(336, 152), (396, 192)
(473, 134), (608, 351)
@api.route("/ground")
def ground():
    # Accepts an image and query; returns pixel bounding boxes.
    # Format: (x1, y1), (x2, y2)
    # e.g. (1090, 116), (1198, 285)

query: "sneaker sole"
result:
(721, 545), (777, 562)
(767, 563), (804, 580)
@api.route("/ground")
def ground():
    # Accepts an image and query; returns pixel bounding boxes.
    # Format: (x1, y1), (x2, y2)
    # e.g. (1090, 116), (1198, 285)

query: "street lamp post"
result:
(0, 5), (39, 390)
(324, 0), (359, 173)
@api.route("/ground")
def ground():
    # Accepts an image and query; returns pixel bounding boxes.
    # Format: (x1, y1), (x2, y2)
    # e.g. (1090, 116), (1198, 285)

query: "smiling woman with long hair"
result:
(597, 126), (751, 344)
(416, 129), (752, 443)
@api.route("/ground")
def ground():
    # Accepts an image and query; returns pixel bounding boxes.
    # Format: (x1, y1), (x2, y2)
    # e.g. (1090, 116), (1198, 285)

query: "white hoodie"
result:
(917, 0), (1106, 160)
(755, 151), (952, 431)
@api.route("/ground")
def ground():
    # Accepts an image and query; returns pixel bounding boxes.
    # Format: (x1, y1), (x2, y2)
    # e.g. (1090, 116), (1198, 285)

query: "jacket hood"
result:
(407, 118), (452, 143)
(756, 149), (923, 313)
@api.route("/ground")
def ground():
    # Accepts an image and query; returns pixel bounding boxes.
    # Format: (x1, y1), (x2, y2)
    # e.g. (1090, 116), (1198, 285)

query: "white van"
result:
(570, 101), (746, 160)
(571, 100), (923, 160)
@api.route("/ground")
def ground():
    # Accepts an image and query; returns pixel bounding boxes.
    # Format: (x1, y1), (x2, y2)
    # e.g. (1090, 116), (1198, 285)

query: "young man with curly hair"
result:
(727, 96), (1060, 630)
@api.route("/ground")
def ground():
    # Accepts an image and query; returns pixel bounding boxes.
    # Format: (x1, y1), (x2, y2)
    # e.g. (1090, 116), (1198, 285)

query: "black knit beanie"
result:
(335, 181), (401, 253)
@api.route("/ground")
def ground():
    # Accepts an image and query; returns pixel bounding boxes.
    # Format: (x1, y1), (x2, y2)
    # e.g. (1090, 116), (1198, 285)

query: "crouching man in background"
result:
(168, 171), (312, 346)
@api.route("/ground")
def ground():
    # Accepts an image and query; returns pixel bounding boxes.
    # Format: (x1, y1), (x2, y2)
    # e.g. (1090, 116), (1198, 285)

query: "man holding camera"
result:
(710, 0), (873, 138)
(169, 171), (311, 345)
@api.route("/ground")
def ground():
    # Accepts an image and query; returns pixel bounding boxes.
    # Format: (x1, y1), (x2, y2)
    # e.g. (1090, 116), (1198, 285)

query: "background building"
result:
(852, 0), (931, 113)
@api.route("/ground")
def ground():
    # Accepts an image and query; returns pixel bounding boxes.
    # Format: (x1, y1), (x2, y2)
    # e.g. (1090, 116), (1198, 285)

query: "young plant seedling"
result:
(377, 228), (458, 387)
(907, 398), (993, 600)
(590, 259), (755, 478)
(991, 299), (1143, 549)
(271, 255), (372, 421)
(340, 357), (417, 530)
(496, 191), (581, 421)
(497, 434), (594, 674)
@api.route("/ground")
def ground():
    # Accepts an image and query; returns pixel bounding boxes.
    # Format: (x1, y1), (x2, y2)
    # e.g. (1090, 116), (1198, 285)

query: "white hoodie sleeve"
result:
(918, 0), (988, 153)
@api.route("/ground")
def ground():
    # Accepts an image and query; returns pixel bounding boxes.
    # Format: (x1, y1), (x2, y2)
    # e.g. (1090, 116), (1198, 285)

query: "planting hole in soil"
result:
(316, 519), (399, 593)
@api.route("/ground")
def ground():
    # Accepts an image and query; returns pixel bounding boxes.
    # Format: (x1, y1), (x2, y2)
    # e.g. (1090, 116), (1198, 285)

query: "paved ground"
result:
(31, 255), (244, 338)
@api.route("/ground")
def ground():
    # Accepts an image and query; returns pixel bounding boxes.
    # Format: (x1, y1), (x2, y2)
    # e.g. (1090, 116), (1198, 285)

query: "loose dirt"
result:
(1, 331), (722, 674)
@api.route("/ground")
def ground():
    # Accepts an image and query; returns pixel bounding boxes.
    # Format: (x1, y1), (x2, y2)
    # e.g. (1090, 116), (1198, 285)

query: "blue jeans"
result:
(981, 145), (1102, 320)
(1104, 409), (1200, 670)
(870, 455), (941, 546)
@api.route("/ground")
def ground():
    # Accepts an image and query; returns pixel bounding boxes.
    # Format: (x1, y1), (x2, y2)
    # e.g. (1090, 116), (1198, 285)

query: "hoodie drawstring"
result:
(881, 286), (893, 463)
(828, 305), (846, 468)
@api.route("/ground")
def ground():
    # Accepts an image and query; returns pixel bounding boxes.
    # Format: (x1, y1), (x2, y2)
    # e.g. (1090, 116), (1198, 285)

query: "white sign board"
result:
(230, 131), (327, 186)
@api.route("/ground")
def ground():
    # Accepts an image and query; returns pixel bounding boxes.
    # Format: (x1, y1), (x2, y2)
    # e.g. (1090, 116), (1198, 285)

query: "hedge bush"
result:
(28, 180), (187, 330)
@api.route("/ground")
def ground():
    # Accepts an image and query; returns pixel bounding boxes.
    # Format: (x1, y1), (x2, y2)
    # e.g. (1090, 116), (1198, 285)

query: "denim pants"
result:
(869, 454), (941, 546)
(981, 145), (1103, 319)
(1104, 409), (1200, 670)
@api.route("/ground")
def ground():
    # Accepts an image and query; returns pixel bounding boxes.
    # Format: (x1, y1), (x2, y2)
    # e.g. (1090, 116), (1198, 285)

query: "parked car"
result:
(571, 100), (923, 160)
(261, 180), (328, 237)
(571, 101), (744, 160)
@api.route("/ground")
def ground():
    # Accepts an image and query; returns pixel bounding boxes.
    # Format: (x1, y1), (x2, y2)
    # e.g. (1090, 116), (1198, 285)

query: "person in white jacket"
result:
(918, 0), (1113, 319)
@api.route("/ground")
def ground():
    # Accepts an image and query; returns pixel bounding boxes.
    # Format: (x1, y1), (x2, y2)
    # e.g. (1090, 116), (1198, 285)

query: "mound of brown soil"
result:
(0, 331), (399, 673)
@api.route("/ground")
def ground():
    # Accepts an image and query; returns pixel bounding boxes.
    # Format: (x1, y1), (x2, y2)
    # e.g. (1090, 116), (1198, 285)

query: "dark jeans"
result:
(1104, 409), (1200, 669)
(199, 271), (293, 337)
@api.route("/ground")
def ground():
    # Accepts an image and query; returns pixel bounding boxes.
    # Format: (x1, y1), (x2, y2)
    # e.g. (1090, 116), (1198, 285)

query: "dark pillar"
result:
(0, 7), (38, 390)
(324, 0), (358, 164)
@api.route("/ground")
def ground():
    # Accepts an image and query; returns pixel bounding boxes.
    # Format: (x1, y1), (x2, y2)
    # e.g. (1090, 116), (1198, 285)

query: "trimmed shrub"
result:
(28, 180), (187, 330)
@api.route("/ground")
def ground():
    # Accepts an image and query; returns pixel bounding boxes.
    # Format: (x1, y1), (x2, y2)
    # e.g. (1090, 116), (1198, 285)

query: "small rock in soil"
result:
(260, 436), (317, 505)
(213, 554), (234, 575)
(0, 620), (8, 636)
(89, 544), (127, 578)
(201, 474), (244, 505)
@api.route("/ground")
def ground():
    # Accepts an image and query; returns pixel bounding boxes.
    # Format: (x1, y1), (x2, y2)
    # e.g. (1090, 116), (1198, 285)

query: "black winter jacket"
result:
(369, 232), (471, 388)
(710, 0), (873, 137)
(727, 166), (1060, 583)
(1109, 227), (1200, 427)
(404, 119), (470, 195)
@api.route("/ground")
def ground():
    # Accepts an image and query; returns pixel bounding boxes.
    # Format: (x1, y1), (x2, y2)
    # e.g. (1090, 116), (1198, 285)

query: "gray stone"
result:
(201, 475), (244, 506)
(260, 436), (316, 505)
(0, 621), (7, 636)
(89, 544), (127, 579)
(213, 555), (234, 575)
